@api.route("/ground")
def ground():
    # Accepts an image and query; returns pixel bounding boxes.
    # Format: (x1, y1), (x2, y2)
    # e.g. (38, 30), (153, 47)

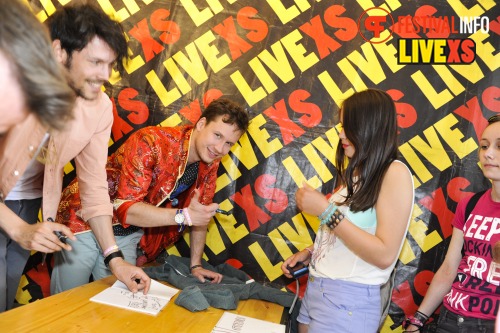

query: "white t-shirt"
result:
(6, 134), (48, 200)
(309, 161), (413, 285)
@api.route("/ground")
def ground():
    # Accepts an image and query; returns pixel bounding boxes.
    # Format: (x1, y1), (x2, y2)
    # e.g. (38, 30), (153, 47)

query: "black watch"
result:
(104, 250), (124, 268)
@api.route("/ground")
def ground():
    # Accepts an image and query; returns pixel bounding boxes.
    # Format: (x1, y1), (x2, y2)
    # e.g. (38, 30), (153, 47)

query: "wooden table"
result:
(0, 276), (286, 332)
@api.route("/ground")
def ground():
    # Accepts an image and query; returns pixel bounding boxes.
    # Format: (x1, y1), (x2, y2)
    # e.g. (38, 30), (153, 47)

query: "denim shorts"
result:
(297, 276), (381, 333)
(436, 307), (495, 333)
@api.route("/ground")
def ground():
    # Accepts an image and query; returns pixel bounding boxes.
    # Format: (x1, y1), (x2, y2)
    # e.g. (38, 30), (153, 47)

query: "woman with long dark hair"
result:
(282, 88), (415, 333)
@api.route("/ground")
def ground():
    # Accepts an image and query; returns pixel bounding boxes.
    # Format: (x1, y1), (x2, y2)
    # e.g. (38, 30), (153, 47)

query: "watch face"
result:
(175, 211), (185, 224)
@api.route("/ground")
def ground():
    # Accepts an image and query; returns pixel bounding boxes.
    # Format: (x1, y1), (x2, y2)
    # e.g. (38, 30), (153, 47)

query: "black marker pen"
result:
(215, 208), (231, 215)
(42, 217), (67, 265)
(47, 217), (67, 244)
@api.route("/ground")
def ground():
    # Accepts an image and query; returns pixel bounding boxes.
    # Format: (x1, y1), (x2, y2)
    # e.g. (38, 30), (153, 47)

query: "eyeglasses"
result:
(488, 114), (500, 124)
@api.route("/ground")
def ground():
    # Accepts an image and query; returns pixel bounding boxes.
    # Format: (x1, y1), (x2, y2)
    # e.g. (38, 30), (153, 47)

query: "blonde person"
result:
(0, 0), (75, 312)
(2, 3), (151, 311)
(282, 89), (414, 333)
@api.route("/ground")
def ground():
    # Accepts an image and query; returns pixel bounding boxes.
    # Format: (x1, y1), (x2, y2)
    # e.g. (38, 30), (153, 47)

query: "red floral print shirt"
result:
(57, 125), (219, 260)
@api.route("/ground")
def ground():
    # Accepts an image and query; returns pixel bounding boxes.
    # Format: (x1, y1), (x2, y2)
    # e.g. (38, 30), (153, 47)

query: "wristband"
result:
(415, 310), (429, 322)
(319, 203), (336, 221)
(190, 264), (202, 272)
(319, 204), (338, 226)
(305, 247), (313, 257)
(104, 250), (124, 268)
(103, 244), (119, 257)
(183, 208), (192, 227)
(402, 316), (423, 330)
(402, 311), (428, 331)
(415, 311), (429, 322)
(325, 209), (344, 230)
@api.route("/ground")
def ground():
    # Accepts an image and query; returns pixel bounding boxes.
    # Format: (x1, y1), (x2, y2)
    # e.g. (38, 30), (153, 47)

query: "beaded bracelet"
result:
(319, 205), (338, 226)
(325, 209), (344, 230)
(318, 203), (335, 220)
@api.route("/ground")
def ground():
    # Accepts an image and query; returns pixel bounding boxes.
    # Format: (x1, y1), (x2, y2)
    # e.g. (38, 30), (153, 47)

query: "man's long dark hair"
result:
(335, 89), (399, 212)
(47, 3), (128, 75)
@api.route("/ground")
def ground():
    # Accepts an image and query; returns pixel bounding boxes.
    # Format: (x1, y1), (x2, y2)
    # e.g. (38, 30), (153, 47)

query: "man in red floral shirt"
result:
(53, 98), (249, 292)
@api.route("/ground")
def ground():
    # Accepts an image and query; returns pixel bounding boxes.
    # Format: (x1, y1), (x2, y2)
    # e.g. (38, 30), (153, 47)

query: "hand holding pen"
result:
(47, 218), (68, 244)
(41, 217), (76, 264)
(182, 189), (233, 227)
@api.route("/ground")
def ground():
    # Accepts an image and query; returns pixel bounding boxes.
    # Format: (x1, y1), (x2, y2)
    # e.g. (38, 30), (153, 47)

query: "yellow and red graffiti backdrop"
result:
(19, 0), (499, 331)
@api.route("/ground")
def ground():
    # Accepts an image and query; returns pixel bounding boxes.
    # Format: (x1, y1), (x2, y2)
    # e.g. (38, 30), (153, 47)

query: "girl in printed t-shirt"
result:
(282, 89), (415, 333)
(403, 114), (500, 333)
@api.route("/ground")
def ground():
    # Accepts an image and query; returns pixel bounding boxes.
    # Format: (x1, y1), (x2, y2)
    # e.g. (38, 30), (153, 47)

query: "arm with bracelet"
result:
(402, 228), (464, 332)
(189, 223), (223, 283)
(87, 214), (150, 294)
(402, 311), (429, 332)
(281, 246), (313, 279)
(282, 90), (415, 333)
(104, 249), (124, 267)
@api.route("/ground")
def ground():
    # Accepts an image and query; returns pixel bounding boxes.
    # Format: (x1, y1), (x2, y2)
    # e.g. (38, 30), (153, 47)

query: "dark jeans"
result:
(1, 198), (42, 311)
(436, 307), (495, 333)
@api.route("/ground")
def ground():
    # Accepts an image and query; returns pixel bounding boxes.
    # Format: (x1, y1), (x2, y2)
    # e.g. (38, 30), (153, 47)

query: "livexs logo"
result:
(357, 6), (489, 64)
